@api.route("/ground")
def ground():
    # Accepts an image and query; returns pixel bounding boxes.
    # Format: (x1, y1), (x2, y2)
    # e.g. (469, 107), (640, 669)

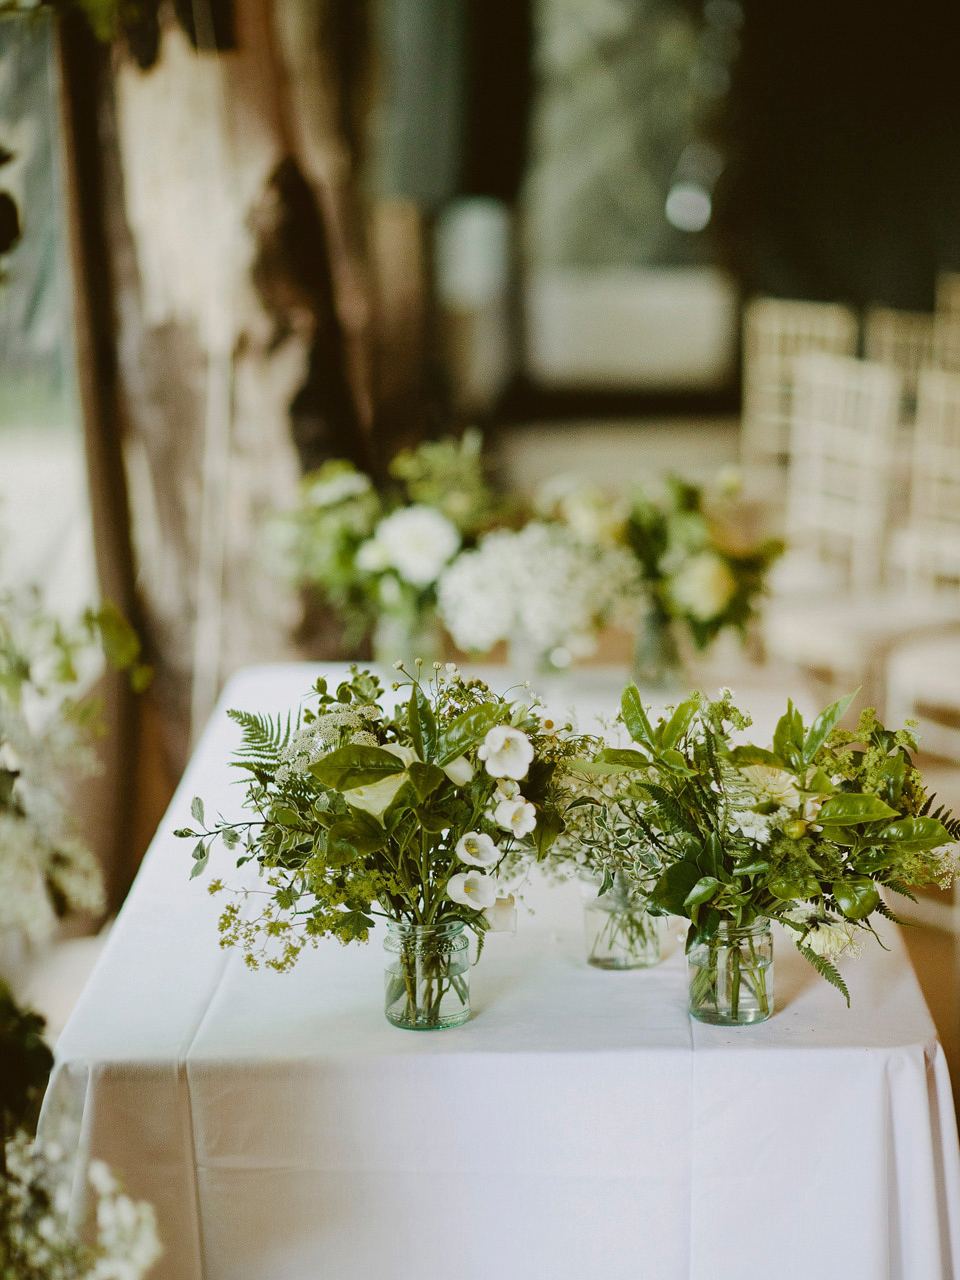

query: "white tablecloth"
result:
(42, 664), (960, 1280)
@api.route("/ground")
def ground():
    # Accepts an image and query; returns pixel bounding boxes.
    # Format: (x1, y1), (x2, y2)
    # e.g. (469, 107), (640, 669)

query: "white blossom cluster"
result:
(0, 700), (105, 944)
(3, 1134), (162, 1279)
(437, 521), (641, 665)
(274, 706), (381, 784)
(356, 506), (461, 591)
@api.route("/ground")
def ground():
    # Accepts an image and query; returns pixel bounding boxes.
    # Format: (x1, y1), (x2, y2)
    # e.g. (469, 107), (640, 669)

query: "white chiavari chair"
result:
(763, 354), (960, 710)
(886, 370), (960, 761)
(740, 297), (858, 482)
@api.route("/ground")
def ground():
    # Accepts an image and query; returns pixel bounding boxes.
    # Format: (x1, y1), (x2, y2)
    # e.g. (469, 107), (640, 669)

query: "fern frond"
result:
(874, 896), (911, 928)
(227, 708), (293, 773)
(799, 944), (850, 1005)
(885, 878), (918, 901)
(634, 782), (697, 834)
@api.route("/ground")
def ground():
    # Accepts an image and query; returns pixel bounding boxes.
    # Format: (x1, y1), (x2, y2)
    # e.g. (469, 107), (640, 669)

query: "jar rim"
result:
(715, 918), (771, 937)
(385, 919), (466, 937)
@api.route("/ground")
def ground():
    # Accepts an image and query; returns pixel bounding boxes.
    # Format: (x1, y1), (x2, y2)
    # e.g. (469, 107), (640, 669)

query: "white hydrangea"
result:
(438, 521), (641, 662)
(364, 506), (461, 588)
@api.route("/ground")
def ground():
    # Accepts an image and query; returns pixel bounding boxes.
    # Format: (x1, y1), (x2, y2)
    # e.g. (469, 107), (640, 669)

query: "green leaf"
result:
(798, 944), (850, 1005)
(802, 691), (857, 763)
(407, 761), (446, 802)
(773, 701), (804, 762)
(685, 908), (721, 951)
(533, 808), (566, 858)
(651, 861), (703, 917)
(326, 816), (386, 864)
(661, 698), (698, 749)
(832, 876), (880, 920)
(621, 684), (655, 749)
(271, 807), (301, 827)
(874, 816), (952, 851)
(191, 796), (205, 826)
(660, 748), (691, 773)
(730, 745), (783, 767)
(684, 875), (720, 909)
(435, 702), (502, 766)
(734, 859), (771, 876)
(817, 794), (899, 826)
(597, 747), (651, 769)
(189, 842), (208, 879)
(309, 745), (406, 791)
(408, 686), (438, 762)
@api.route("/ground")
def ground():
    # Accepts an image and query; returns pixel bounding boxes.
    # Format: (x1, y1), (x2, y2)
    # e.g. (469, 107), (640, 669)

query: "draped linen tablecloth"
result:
(42, 664), (960, 1280)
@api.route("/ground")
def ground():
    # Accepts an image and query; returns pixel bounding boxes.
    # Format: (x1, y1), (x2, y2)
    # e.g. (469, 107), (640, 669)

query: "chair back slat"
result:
(741, 298), (858, 469)
(787, 353), (901, 590)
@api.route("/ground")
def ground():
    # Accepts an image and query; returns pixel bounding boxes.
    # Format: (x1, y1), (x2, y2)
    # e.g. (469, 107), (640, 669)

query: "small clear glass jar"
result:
(383, 921), (470, 1030)
(688, 920), (773, 1025)
(581, 872), (663, 970)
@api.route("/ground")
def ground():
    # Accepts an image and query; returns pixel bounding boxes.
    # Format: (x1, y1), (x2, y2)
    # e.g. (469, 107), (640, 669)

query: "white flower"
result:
(342, 744), (417, 821)
(495, 778), (520, 799)
(355, 538), (391, 573)
(484, 892), (518, 932)
(371, 505), (461, 588)
(802, 919), (865, 962)
(740, 765), (801, 810)
(736, 810), (774, 844)
(89, 1160), (118, 1196)
(306, 469), (372, 507)
(447, 870), (498, 908)
(455, 831), (501, 867)
(669, 550), (736, 621)
(478, 726), (534, 779)
(493, 796), (537, 838)
(442, 754), (473, 786)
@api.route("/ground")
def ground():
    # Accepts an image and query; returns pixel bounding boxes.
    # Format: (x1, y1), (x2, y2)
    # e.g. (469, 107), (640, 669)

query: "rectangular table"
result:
(42, 664), (960, 1280)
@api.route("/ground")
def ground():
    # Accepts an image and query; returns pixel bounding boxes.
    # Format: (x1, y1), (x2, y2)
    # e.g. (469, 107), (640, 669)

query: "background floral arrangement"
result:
(179, 663), (600, 972)
(590, 685), (960, 1001)
(0, 570), (149, 947)
(625, 474), (783, 677)
(273, 430), (507, 659)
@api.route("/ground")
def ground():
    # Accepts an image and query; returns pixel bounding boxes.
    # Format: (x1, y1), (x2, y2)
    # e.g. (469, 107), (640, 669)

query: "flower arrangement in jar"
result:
(179, 664), (598, 1029)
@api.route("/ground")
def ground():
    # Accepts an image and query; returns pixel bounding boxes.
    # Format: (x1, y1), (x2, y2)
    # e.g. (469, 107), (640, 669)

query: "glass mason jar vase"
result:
(581, 872), (662, 970)
(632, 604), (684, 690)
(383, 921), (470, 1030)
(688, 920), (773, 1025)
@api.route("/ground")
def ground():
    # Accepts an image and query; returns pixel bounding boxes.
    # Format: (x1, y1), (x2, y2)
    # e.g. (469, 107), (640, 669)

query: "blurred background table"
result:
(41, 665), (960, 1280)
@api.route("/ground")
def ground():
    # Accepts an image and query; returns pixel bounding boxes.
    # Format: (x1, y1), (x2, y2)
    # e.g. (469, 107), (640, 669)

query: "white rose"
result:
(740, 765), (801, 810)
(478, 726), (534, 780)
(669, 550), (736, 621)
(484, 892), (518, 933)
(455, 831), (501, 867)
(442, 754), (474, 786)
(342, 744), (417, 822)
(356, 538), (391, 573)
(447, 870), (497, 909)
(493, 796), (537, 838)
(373, 505), (461, 588)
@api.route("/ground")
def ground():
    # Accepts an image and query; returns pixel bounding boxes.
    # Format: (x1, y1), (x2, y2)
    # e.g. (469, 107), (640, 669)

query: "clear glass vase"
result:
(581, 872), (663, 969)
(688, 920), (773, 1025)
(383, 921), (470, 1030)
(632, 604), (684, 689)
